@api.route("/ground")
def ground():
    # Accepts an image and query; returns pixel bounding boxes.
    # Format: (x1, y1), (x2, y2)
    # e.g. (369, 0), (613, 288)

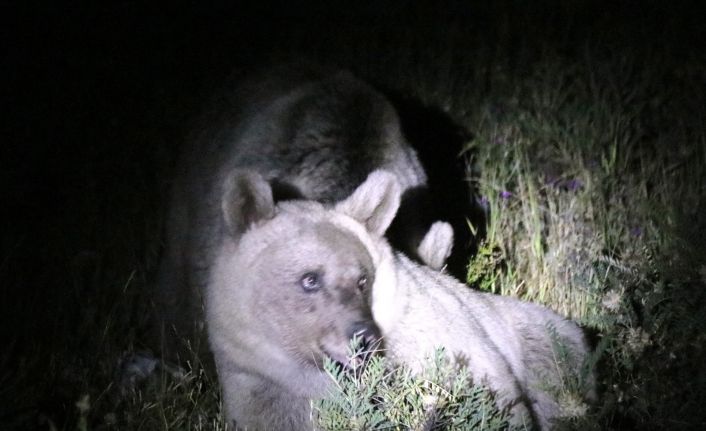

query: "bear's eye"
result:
(300, 272), (322, 292)
(357, 275), (368, 291)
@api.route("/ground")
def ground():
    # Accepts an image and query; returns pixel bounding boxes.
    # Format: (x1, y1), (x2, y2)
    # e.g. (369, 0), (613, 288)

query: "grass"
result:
(3, 2), (705, 430)
(461, 47), (706, 429)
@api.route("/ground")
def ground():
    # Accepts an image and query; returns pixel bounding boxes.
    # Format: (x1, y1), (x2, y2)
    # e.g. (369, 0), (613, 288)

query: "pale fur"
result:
(372, 217), (594, 430)
(416, 221), (454, 270)
(207, 171), (401, 429)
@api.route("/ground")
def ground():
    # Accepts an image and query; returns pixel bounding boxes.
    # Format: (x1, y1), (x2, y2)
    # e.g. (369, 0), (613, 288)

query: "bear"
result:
(154, 63), (429, 363)
(205, 169), (403, 429)
(223, 171), (594, 430)
(207, 168), (594, 429)
(376, 221), (596, 430)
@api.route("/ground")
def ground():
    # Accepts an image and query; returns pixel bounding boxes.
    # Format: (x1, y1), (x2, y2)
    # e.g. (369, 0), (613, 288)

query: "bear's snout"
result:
(347, 320), (381, 347)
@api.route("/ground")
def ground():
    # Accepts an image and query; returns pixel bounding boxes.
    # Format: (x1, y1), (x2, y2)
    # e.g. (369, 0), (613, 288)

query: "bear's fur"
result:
(208, 170), (401, 429)
(376, 222), (595, 430)
(363, 181), (595, 430)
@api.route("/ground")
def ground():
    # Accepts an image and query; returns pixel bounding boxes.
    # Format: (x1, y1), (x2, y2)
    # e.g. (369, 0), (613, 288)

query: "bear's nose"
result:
(347, 320), (381, 346)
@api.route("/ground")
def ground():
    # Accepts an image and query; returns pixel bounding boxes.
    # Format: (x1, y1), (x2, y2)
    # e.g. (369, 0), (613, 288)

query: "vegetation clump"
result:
(314, 343), (511, 431)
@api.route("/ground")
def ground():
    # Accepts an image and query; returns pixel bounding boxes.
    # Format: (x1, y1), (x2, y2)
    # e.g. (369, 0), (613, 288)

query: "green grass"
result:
(313, 344), (511, 431)
(4, 2), (705, 430)
(460, 48), (706, 429)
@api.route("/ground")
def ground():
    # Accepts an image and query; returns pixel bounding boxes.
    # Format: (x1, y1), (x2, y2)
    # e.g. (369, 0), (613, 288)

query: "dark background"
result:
(2, 1), (705, 429)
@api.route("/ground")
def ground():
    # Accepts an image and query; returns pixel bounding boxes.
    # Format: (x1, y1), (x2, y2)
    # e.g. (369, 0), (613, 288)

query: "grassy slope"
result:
(3, 2), (705, 430)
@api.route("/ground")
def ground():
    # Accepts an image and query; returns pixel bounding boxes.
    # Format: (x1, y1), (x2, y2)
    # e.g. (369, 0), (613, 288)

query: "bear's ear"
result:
(417, 221), (454, 271)
(221, 170), (275, 236)
(335, 170), (401, 236)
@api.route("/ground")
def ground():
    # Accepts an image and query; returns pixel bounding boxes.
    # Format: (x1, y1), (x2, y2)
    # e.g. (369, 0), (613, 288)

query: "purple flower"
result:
(545, 176), (584, 191)
(500, 190), (513, 199)
(630, 226), (643, 237)
(566, 178), (584, 191)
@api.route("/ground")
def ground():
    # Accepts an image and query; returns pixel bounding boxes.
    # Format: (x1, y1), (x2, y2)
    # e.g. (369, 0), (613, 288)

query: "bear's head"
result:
(207, 169), (401, 396)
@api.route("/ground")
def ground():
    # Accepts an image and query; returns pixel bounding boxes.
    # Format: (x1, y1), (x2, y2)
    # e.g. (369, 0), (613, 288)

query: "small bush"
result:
(314, 341), (512, 431)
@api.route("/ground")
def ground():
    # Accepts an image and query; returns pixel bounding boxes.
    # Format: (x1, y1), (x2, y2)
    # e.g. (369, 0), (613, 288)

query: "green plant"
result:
(314, 341), (511, 431)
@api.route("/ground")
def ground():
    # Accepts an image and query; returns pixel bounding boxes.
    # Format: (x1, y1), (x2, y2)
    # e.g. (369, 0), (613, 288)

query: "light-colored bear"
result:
(206, 169), (402, 429)
(211, 169), (594, 430)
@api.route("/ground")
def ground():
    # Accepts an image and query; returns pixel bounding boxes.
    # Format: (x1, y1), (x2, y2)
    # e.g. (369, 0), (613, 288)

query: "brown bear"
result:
(206, 169), (400, 429)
